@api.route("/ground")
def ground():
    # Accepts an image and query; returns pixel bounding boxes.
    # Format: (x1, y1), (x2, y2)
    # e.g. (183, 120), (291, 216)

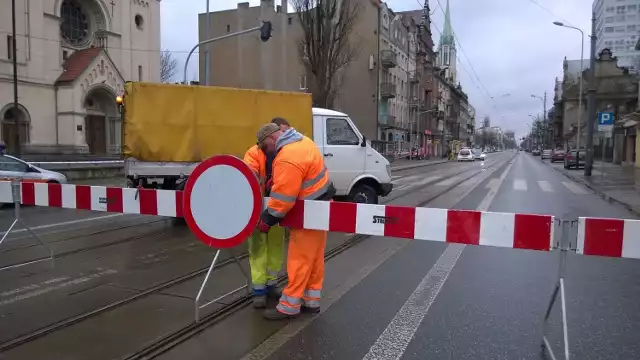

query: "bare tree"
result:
(160, 50), (178, 83)
(293, 0), (361, 108)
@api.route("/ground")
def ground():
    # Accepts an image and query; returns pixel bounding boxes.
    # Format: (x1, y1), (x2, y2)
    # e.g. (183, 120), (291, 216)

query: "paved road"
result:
(183, 151), (640, 360)
(0, 155), (515, 359)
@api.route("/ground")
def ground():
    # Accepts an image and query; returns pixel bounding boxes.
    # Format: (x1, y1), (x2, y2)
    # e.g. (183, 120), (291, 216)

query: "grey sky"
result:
(161, 0), (591, 139)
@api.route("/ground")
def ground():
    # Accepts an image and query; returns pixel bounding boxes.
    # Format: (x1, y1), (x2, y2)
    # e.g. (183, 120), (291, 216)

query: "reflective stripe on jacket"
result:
(262, 129), (334, 226)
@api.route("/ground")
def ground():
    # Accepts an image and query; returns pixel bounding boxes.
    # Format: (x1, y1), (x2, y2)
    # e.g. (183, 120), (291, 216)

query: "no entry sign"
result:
(183, 155), (262, 248)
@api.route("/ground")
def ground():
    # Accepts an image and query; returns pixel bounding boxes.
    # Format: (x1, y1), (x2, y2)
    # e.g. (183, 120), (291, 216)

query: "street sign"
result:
(183, 155), (262, 248)
(597, 112), (614, 132)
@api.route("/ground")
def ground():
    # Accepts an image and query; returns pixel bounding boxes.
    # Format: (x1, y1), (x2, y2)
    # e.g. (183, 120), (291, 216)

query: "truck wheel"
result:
(348, 184), (378, 204)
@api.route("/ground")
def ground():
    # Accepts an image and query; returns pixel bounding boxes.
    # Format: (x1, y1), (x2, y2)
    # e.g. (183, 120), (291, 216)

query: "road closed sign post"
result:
(182, 155), (262, 321)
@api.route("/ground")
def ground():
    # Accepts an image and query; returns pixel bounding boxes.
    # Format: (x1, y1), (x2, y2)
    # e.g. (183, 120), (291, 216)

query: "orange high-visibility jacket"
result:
(261, 129), (335, 225)
(244, 144), (274, 194)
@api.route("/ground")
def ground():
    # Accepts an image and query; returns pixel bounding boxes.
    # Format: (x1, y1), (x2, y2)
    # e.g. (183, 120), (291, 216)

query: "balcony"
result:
(379, 114), (398, 129)
(380, 82), (396, 99)
(381, 50), (398, 68)
(409, 69), (422, 83)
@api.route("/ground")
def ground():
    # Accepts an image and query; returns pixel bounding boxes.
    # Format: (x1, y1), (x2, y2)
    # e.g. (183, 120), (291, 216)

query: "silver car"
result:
(0, 154), (67, 184)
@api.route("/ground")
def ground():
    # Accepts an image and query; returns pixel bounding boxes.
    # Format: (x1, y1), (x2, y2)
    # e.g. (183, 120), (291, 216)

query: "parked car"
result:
(0, 154), (67, 185)
(564, 148), (586, 169)
(457, 148), (475, 162)
(532, 149), (541, 156)
(541, 149), (552, 159)
(550, 149), (566, 163)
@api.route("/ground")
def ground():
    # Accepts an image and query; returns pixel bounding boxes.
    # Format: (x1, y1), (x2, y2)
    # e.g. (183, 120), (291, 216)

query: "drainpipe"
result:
(54, 85), (59, 145)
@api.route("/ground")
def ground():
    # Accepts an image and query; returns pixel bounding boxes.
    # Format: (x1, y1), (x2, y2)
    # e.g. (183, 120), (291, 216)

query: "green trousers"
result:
(247, 225), (286, 295)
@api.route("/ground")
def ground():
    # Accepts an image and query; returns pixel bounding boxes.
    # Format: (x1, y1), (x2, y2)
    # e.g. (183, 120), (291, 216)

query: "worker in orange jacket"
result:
(255, 122), (336, 320)
(243, 142), (286, 308)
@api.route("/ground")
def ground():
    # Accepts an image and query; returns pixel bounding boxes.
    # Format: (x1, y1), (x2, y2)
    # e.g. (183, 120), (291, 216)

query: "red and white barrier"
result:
(18, 182), (183, 218)
(6, 180), (557, 252)
(577, 217), (640, 259)
(276, 199), (555, 252)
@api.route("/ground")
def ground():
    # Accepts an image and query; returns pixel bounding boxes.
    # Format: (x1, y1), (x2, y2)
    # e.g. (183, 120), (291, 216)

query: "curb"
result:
(391, 159), (449, 172)
(539, 158), (640, 218)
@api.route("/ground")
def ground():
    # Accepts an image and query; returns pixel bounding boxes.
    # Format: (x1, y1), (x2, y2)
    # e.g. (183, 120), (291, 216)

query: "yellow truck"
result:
(120, 82), (393, 204)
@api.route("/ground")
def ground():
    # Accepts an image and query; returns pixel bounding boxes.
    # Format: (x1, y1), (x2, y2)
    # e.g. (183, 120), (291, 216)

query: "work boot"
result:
(301, 306), (320, 314)
(267, 286), (283, 299)
(263, 308), (298, 320)
(252, 295), (267, 309)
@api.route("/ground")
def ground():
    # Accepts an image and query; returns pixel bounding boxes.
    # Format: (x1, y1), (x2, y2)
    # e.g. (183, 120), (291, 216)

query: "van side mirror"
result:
(360, 136), (367, 147)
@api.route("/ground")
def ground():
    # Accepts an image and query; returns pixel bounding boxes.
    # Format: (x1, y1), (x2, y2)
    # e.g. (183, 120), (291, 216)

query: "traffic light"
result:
(260, 21), (272, 42)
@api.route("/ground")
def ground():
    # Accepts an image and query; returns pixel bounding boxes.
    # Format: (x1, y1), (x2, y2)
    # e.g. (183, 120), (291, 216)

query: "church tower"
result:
(436, 0), (457, 83)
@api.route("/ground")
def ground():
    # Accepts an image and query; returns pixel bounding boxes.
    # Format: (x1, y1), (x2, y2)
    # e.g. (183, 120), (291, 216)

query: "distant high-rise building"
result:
(593, 0), (640, 69)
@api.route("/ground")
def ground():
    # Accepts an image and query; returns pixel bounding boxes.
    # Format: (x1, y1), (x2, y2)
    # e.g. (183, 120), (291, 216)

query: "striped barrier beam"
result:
(6, 181), (557, 253)
(577, 217), (640, 259)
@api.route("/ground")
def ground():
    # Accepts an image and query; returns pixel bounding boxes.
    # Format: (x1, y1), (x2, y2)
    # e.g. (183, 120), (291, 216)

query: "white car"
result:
(0, 154), (68, 184)
(457, 149), (475, 162)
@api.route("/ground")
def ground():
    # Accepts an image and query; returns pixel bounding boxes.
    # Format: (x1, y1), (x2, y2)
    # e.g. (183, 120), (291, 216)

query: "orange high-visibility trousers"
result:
(276, 228), (327, 315)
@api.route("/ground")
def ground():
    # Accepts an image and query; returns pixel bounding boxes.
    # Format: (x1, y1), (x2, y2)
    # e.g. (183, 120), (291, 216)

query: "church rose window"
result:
(60, 0), (90, 46)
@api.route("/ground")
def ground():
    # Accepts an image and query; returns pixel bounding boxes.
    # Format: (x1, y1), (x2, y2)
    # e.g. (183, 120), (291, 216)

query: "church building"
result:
(0, 0), (161, 155)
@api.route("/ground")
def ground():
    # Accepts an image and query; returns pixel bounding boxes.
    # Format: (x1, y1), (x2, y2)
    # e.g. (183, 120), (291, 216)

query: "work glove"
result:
(257, 219), (271, 233)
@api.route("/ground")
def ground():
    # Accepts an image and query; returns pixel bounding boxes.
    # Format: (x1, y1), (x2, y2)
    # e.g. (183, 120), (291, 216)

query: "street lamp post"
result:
(553, 21), (584, 151)
(531, 93), (547, 147)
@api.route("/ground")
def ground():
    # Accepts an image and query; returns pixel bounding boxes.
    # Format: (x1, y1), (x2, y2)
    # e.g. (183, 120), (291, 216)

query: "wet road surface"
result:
(156, 151), (640, 360)
(0, 155), (513, 359)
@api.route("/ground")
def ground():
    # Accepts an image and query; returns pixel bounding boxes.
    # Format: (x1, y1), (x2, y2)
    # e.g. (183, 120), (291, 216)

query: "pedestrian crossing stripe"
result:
(510, 179), (589, 195)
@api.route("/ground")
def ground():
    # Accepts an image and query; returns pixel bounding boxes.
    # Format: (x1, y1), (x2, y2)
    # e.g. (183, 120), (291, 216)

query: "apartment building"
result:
(199, 0), (440, 156)
(594, 0), (640, 69)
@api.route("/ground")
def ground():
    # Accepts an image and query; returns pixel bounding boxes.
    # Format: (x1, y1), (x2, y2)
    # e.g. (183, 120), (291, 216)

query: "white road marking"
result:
(0, 213), (125, 238)
(363, 156), (515, 360)
(477, 159), (516, 212)
(0, 277), (69, 298)
(513, 179), (528, 191)
(537, 180), (554, 192)
(562, 181), (589, 195)
(362, 244), (465, 360)
(0, 269), (117, 307)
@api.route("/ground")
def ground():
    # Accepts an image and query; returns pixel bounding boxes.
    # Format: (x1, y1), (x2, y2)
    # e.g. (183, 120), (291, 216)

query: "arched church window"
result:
(60, 0), (90, 46)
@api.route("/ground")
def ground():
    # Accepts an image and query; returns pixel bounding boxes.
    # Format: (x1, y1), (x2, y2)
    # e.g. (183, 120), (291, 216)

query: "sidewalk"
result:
(390, 158), (448, 171)
(543, 158), (640, 216)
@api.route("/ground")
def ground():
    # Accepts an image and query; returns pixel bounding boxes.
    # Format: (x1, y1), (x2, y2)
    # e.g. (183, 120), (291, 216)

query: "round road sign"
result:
(183, 155), (262, 248)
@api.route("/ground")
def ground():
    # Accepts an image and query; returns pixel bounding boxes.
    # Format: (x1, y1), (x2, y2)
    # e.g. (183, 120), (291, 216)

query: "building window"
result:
(606, 16), (614, 23)
(62, 50), (69, 60)
(628, 25), (636, 32)
(6, 35), (12, 60)
(616, 26), (625, 32)
(616, 14), (626, 21)
(138, 65), (143, 81)
(617, 5), (626, 14)
(135, 15), (144, 29)
(60, 0), (89, 46)
(288, 17), (292, 25)
(226, 24), (230, 32)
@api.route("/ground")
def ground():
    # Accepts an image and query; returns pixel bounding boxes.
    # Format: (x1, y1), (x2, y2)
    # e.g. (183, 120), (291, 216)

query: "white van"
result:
(312, 108), (392, 204)
(125, 108), (393, 204)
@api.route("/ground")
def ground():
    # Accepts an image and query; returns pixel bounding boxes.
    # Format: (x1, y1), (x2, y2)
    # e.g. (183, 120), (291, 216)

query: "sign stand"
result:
(0, 180), (54, 271)
(182, 155), (262, 322)
(541, 219), (574, 360)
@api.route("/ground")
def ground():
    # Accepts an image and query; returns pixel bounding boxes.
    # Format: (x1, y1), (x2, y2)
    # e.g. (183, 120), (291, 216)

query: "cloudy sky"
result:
(160, 0), (591, 139)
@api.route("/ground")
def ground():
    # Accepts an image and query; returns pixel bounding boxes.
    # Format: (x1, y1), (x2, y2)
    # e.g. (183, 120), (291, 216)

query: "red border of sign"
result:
(183, 155), (262, 249)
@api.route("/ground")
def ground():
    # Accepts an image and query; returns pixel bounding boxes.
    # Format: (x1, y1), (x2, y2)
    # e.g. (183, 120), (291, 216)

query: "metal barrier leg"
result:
(542, 219), (575, 360)
(0, 181), (55, 271)
(194, 248), (251, 322)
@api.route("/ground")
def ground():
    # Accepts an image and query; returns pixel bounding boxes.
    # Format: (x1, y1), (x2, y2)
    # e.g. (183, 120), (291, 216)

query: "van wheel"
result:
(348, 184), (378, 204)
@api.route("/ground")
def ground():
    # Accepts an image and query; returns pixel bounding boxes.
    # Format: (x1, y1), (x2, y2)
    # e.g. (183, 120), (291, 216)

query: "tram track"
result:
(120, 154), (516, 360)
(0, 154), (515, 356)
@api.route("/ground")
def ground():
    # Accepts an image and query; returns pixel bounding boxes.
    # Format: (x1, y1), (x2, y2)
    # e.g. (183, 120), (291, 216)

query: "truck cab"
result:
(312, 108), (392, 204)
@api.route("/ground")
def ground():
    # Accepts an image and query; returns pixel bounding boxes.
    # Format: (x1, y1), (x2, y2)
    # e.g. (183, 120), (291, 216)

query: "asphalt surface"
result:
(0, 156), (514, 359)
(234, 152), (640, 360)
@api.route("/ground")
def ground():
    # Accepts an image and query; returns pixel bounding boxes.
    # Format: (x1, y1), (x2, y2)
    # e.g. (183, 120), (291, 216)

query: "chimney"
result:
(281, 0), (288, 13)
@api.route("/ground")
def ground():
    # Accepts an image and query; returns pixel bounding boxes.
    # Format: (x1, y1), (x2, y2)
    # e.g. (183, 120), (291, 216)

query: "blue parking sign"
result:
(597, 112), (614, 126)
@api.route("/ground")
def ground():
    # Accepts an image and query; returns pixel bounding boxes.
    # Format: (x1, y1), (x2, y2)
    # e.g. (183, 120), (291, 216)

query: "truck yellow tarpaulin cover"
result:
(122, 82), (313, 162)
